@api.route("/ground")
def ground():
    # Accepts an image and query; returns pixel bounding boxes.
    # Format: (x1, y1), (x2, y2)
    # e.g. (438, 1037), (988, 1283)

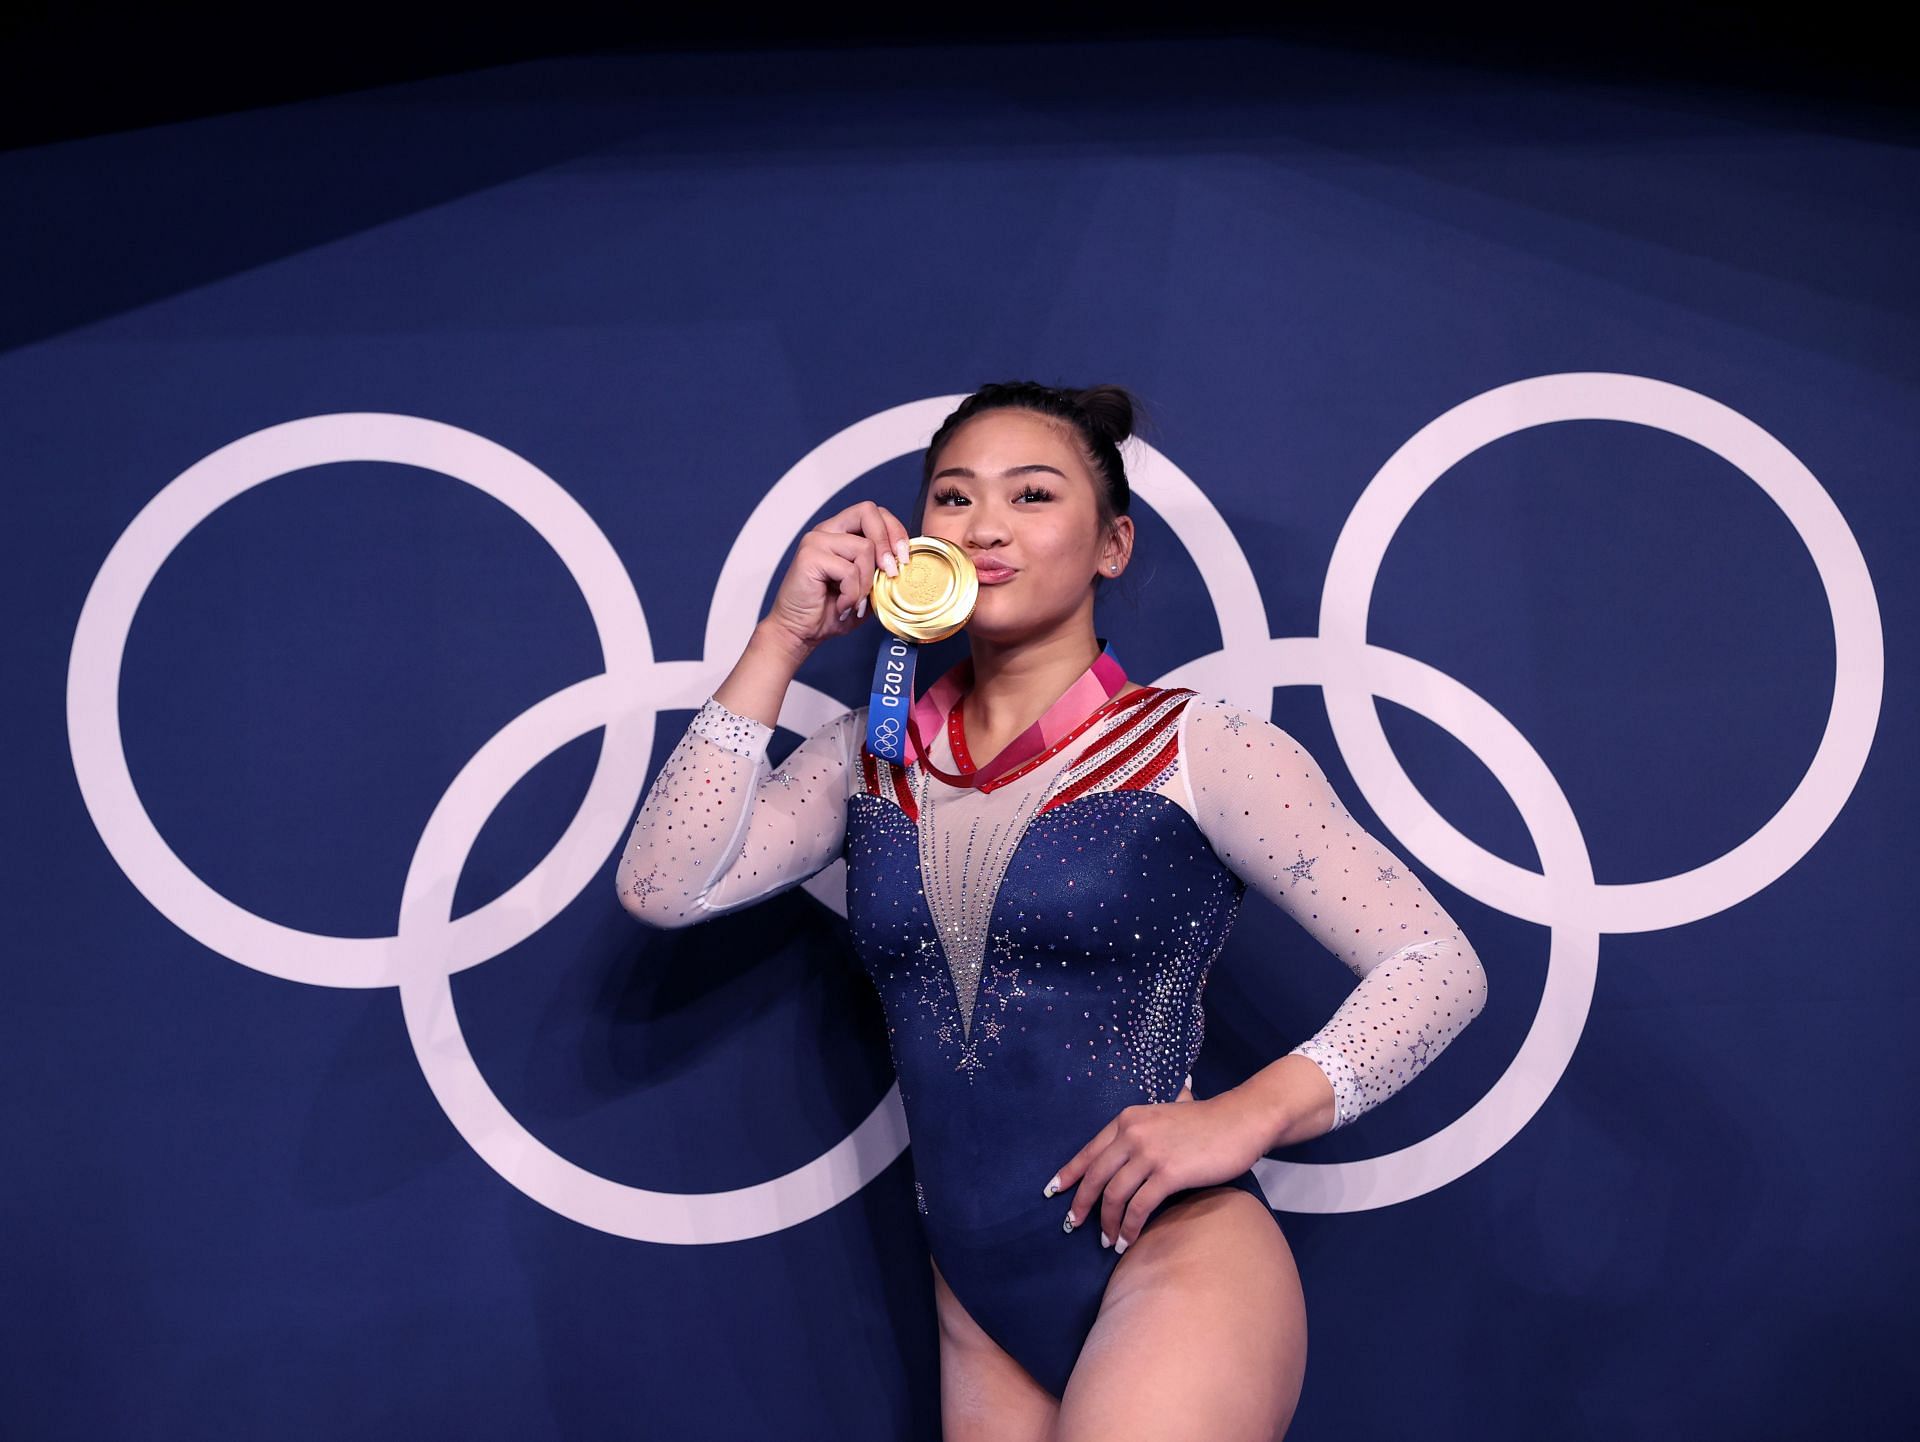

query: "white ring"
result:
(1319, 373), (1882, 933)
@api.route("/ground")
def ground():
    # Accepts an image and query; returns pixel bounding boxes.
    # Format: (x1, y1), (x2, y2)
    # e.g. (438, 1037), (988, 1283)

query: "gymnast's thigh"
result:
(928, 1254), (1058, 1442)
(1054, 1186), (1307, 1442)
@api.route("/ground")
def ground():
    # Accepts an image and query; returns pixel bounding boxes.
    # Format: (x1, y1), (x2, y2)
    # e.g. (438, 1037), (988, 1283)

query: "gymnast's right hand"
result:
(762, 500), (915, 652)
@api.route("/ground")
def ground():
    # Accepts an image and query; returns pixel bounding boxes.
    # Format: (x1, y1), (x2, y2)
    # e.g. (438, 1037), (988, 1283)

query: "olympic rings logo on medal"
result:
(65, 376), (1884, 1241)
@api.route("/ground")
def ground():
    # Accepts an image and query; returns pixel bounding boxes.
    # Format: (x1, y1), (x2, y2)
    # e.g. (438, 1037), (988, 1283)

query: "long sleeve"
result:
(615, 695), (860, 929)
(1176, 694), (1489, 1131)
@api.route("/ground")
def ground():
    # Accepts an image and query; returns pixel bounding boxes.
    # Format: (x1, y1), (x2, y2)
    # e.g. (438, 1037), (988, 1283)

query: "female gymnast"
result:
(616, 381), (1489, 1440)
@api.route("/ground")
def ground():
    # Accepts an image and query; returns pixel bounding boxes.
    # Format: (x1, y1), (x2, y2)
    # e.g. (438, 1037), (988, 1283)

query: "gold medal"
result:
(869, 535), (978, 643)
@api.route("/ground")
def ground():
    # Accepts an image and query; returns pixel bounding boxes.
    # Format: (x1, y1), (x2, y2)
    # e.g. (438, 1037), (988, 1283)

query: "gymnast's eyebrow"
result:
(929, 464), (1069, 482)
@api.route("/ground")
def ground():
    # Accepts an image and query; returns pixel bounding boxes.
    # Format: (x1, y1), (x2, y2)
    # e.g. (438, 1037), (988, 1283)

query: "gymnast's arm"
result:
(615, 624), (858, 928)
(1178, 695), (1489, 1135)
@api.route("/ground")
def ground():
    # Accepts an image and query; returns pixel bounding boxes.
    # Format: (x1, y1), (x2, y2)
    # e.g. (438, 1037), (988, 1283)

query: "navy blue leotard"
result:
(619, 677), (1487, 1399)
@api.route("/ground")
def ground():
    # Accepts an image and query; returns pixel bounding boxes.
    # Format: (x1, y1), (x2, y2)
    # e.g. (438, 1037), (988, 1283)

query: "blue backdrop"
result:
(5, 37), (1911, 1440)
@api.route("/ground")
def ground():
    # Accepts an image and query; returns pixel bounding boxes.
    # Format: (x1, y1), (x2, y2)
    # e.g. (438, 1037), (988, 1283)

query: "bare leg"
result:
(1054, 1187), (1307, 1441)
(929, 1254), (1061, 1441)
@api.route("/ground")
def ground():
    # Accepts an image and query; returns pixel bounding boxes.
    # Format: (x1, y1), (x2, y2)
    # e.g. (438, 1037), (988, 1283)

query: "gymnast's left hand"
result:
(1044, 1080), (1271, 1255)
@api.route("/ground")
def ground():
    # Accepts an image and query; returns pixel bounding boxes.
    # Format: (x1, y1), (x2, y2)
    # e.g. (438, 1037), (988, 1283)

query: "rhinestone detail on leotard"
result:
(914, 757), (1053, 1043)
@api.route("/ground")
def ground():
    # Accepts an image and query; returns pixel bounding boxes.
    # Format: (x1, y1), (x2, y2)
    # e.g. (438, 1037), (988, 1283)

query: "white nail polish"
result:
(896, 540), (911, 567)
(1062, 1211), (1075, 1232)
(1114, 1237), (1128, 1255)
(856, 595), (867, 618)
(1043, 1176), (1059, 1198)
(1100, 1231), (1110, 1248)
(838, 607), (851, 622)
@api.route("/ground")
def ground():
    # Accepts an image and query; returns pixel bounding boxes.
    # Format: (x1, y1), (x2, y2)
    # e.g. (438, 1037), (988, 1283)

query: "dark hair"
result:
(911, 380), (1145, 595)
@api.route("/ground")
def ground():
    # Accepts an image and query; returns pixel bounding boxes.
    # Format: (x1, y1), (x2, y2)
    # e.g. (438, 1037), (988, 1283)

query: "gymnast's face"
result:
(919, 409), (1131, 645)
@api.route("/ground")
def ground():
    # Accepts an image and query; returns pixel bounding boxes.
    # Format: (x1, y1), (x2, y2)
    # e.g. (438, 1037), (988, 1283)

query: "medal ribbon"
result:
(865, 634), (920, 764)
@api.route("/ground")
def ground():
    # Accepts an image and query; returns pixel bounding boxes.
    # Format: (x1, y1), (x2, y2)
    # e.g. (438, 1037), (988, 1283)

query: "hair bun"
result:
(1072, 386), (1136, 448)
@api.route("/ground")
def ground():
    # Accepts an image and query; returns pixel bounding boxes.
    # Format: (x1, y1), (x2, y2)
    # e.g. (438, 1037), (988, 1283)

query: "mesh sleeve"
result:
(1177, 695), (1489, 1131)
(615, 695), (859, 928)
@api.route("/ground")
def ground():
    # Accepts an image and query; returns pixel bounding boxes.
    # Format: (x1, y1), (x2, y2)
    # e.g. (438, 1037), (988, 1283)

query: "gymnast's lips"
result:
(972, 559), (1019, 583)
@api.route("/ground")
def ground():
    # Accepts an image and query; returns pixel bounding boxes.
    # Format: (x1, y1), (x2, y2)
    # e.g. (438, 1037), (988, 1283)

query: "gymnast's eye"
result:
(930, 486), (1055, 505)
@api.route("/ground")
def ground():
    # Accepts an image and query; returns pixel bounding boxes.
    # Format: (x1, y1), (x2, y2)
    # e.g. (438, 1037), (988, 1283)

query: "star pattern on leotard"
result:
(1377, 865), (1398, 882)
(767, 768), (798, 789)
(626, 865), (667, 908)
(1405, 1026), (1435, 1075)
(1221, 709), (1250, 734)
(1284, 849), (1318, 885)
(917, 936), (1029, 1084)
(913, 945), (958, 1049)
(977, 943), (1029, 1015)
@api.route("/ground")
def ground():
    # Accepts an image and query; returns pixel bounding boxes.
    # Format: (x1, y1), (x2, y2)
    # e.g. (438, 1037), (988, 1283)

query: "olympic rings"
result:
(65, 377), (1881, 1236)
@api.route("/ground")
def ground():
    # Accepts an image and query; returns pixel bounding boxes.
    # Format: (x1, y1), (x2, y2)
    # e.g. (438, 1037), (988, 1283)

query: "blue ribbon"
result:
(867, 634), (917, 764)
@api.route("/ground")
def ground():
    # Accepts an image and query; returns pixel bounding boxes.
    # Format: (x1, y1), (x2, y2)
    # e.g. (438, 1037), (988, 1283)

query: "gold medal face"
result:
(870, 535), (978, 643)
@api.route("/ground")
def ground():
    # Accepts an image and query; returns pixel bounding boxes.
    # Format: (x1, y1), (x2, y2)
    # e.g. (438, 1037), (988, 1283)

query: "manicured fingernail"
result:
(896, 540), (911, 567)
(1100, 1231), (1110, 1249)
(881, 552), (898, 576)
(856, 594), (868, 618)
(1043, 1176), (1060, 1198)
(1062, 1211), (1075, 1232)
(1114, 1237), (1128, 1255)
(838, 607), (852, 622)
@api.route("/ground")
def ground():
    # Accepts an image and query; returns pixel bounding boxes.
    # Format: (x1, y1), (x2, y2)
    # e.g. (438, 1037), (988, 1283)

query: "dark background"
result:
(5, 1), (1914, 151)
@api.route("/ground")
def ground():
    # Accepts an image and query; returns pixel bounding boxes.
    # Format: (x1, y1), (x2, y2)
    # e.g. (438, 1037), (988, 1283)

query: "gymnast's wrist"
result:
(1236, 1054), (1338, 1151)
